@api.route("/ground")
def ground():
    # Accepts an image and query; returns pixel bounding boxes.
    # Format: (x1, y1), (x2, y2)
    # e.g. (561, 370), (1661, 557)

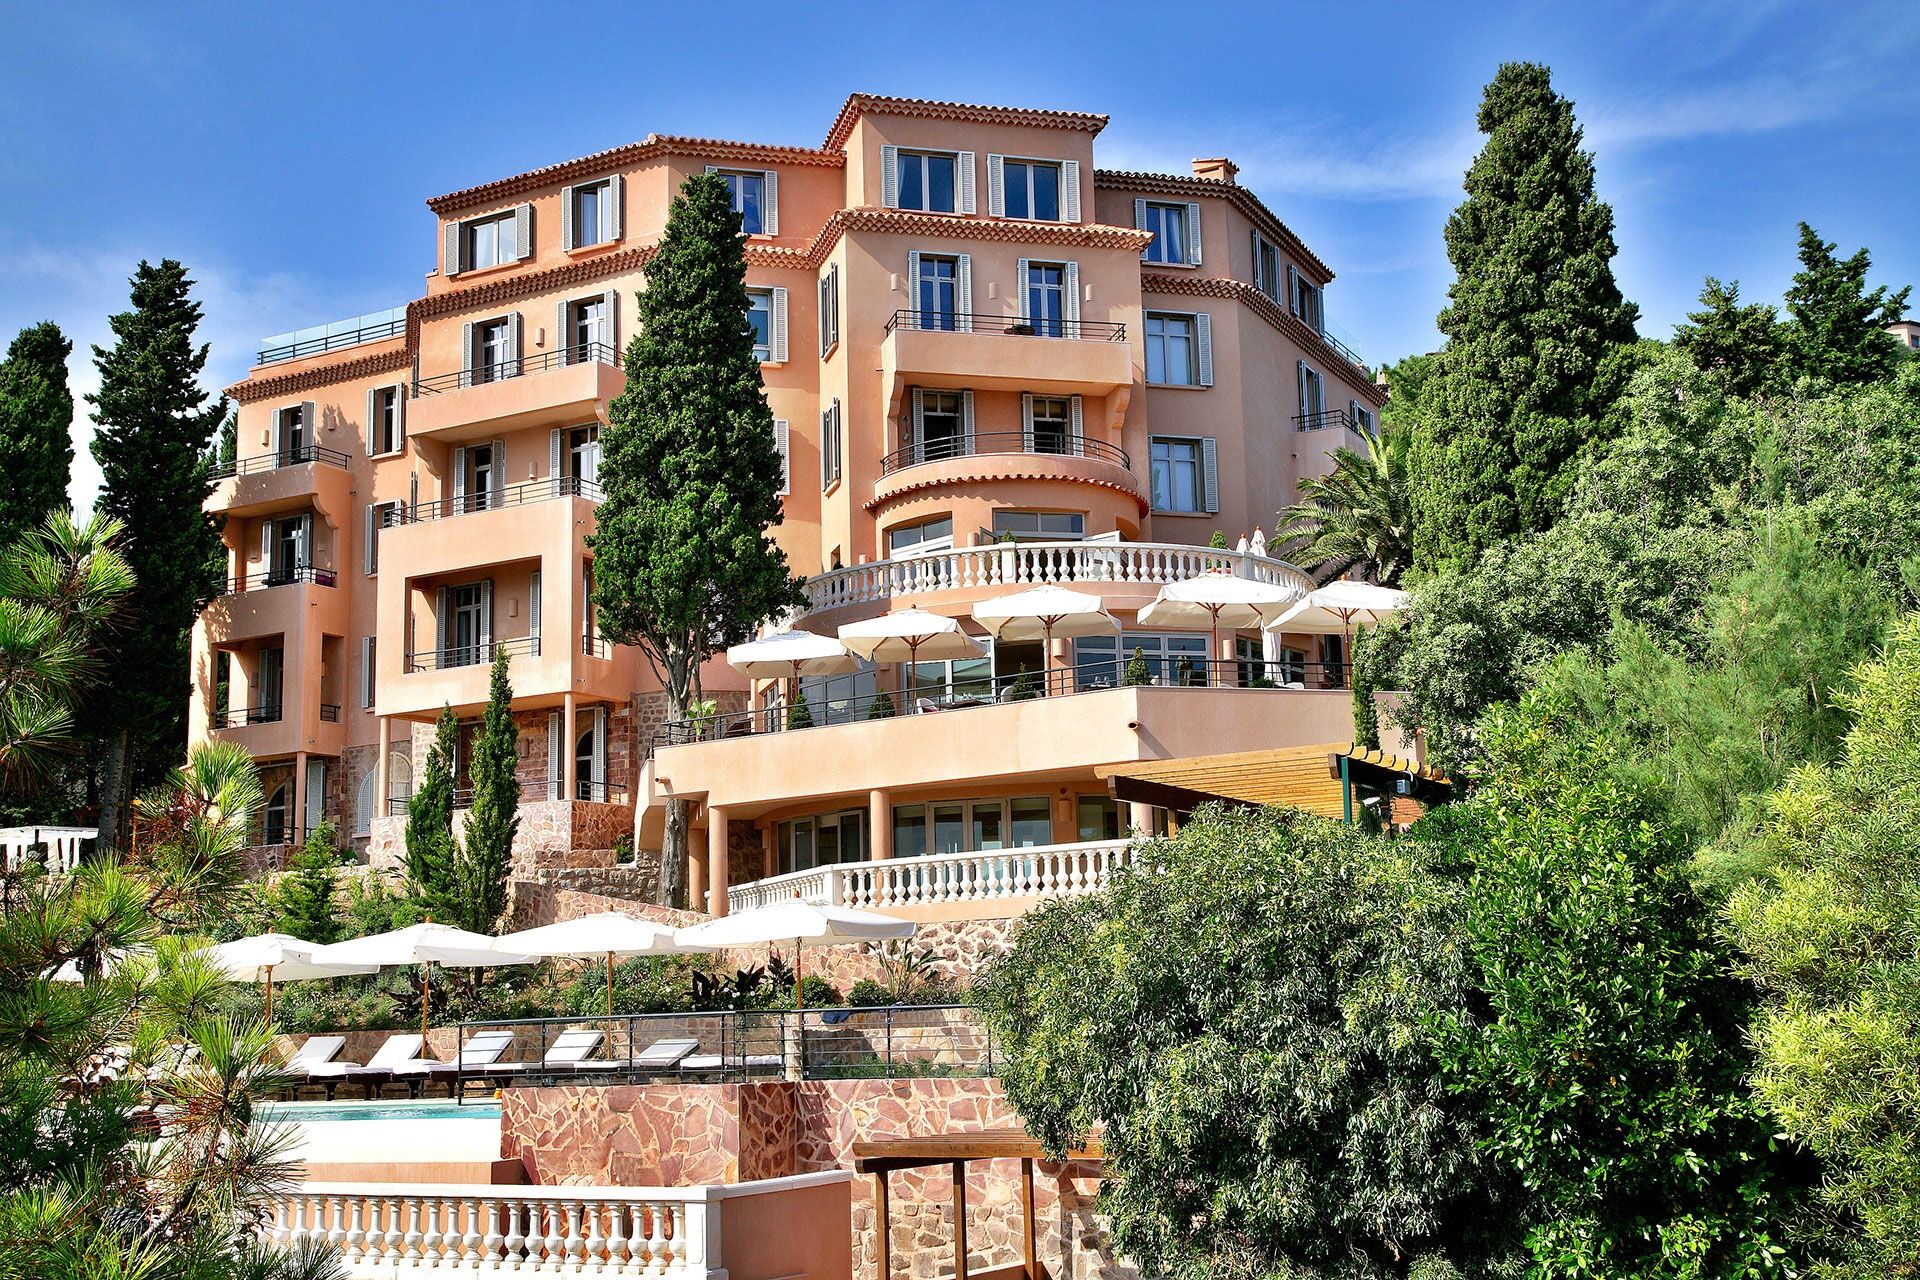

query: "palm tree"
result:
(1275, 422), (1414, 586)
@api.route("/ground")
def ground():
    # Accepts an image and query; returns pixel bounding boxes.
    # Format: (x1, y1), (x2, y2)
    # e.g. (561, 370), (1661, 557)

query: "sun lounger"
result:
(394, 1030), (516, 1096)
(678, 1050), (784, 1076)
(303, 1033), (427, 1099)
(468, 1028), (605, 1081)
(570, 1036), (701, 1076)
(287, 1035), (345, 1072)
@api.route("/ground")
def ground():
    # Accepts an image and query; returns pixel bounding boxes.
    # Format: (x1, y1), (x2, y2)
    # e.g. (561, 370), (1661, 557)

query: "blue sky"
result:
(4, 1), (1916, 510)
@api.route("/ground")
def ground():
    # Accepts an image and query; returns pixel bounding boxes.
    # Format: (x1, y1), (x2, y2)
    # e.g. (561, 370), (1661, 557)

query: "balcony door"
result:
(910, 389), (971, 464)
(1024, 262), (1066, 337)
(277, 403), (309, 463)
(457, 442), (502, 512)
(257, 646), (284, 722)
(476, 319), (514, 384)
(912, 254), (959, 330)
(265, 514), (309, 583)
(574, 707), (607, 801)
(565, 425), (600, 488)
(444, 581), (490, 668)
(566, 297), (608, 365)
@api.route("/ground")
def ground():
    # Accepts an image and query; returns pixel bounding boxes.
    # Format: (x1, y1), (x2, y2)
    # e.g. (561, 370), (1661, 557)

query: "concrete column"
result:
(562, 692), (578, 802)
(1129, 801), (1155, 837)
(707, 805), (731, 917)
(689, 827), (708, 914)
(375, 716), (391, 815)
(291, 750), (309, 844)
(868, 788), (893, 861)
(760, 824), (776, 879)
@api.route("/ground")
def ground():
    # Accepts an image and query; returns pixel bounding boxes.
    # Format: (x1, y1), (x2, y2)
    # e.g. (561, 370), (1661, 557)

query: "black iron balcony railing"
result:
(223, 564), (338, 593)
(1294, 408), (1358, 433)
(383, 775), (629, 816)
(404, 634), (540, 673)
(880, 430), (1130, 476)
(412, 341), (618, 396)
(209, 444), (351, 481)
(257, 315), (406, 365)
(319, 703), (341, 723)
(883, 310), (1126, 341)
(388, 474), (602, 526)
(212, 704), (283, 730)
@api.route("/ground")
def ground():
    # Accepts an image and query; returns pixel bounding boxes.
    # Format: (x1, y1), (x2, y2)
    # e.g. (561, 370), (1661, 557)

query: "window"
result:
(1253, 234), (1283, 302)
(574, 181), (611, 248)
(779, 809), (865, 874)
(913, 254), (960, 329)
(463, 213), (516, 272)
(745, 288), (787, 362)
(888, 516), (953, 557)
(818, 264), (839, 355)
(1150, 436), (1206, 513)
(565, 296), (609, 364)
(476, 319), (514, 383)
(1074, 632), (1209, 688)
(263, 785), (288, 846)
(265, 513), (311, 582)
(896, 150), (958, 213)
(276, 403), (309, 461)
(1351, 401), (1377, 437)
(1321, 635), (1348, 688)
(1003, 159), (1061, 221)
(365, 500), (400, 574)
(258, 646), (285, 720)
(1024, 261), (1067, 337)
(891, 797), (1053, 856)
(457, 442), (501, 511)
(991, 510), (1084, 541)
(1077, 794), (1122, 841)
(820, 399), (842, 490)
(907, 649), (994, 704)
(711, 169), (771, 235)
(370, 386), (402, 454)
(1145, 312), (1196, 386)
(1298, 363), (1326, 421)
(574, 709), (607, 801)
(910, 389), (968, 462)
(1026, 395), (1073, 454)
(1290, 269), (1325, 332)
(1140, 201), (1192, 264)
(447, 582), (487, 667)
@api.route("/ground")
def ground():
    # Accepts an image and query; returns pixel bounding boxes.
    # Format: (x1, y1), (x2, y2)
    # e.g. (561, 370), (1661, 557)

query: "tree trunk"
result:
(653, 645), (695, 910)
(98, 728), (130, 852)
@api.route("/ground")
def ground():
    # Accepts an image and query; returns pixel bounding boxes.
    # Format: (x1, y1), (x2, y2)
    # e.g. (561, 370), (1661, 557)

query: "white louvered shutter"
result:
(1021, 393), (1035, 451)
(295, 513), (312, 568)
(299, 402), (316, 453)
(601, 289), (618, 353)
(529, 569), (541, 645)
(607, 175), (624, 241)
(452, 446), (468, 505)
(363, 504), (376, 575)
(1134, 198), (1149, 260)
(911, 388), (926, 449)
(1061, 160), (1081, 222)
(506, 314), (523, 371)
(1195, 313), (1215, 386)
(762, 170), (778, 235)
(1201, 437), (1219, 513)
(547, 711), (563, 799)
(259, 521), (270, 570)
(956, 152), (975, 214)
(460, 321), (475, 382)
(394, 385), (405, 449)
(562, 183), (576, 250)
(479, 579), (493, 651)
(770, 287), (788, 363)
(555, 299), (571, 365)
(881, 146), (899, 208)
(365, 388), (378, 455)
(444, 222), (462, 276)
(955, 256), (972, 333)
(1064, 261), (1081, 329)
(986, 154), (1005, 216)
(361, 636), (375, 709)
(961, 390), (975, 445)
(773, 419), (790, 496)
(1184, 203), (1203, 265)
(905, 251), (921, 322)
(591, 708), (607, 789)
(1016, 258), (1031, 322)
(1070, 395), (1084, 448)
(550, 429), (564, 483)
(513, 203), (533, 260)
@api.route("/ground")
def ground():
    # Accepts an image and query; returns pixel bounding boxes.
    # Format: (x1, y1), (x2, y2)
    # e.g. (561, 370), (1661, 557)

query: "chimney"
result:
(1191, 157), (1238, 184)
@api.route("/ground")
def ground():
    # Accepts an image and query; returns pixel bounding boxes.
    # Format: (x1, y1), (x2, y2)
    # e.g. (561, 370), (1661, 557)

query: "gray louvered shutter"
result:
(1021, 393), (1035, 451)
(547, 711), (563, 799)
(443, 222), (461, 276)
(296, 513), (312, 568)
(1016, 258), (1031, 322)
(1195, 313), (1214, 386)
(529, 569), (541, 649)
(550, 429), (564, 483)
(819, 273), (832, 355)
(259, 520), (270, 570)
(452, 447), (467, 505)
(607, 174), (624, 241)
(770, 287), (788, 363)
(365, 388), (378, 455)
(555, 299), (570, 365)
(1252, 231), (1266, 295)
(1134, 198), (1149, 259)
(905, 251), (920, 323)
(363, 504), (376, 575)
(362, 636), (376, 709)
(820, 407), (833, 489)
(762, 170), (778, 235)
(1064, 261), (1081, 329)
(1184, 203), (1203, 265)
(561, 183), (576, 250)
(492, 439), (505, 509)
(1286, 266), (1299, 316)
(955, 256), (972, 333)
(773, 419), (789, 496)
(506, 314), (523, 372)
(986, 154), (1005, 217)
(956, 152), (975, 215)
(1061, 160), (1081, 222)
(479, 578), (493, 651)
(961, 390), (975, 445)
(911, 388), (926, 449)
(1298, 361), (1310, 420)
(513, 203), (533, 260)
(1070, 395), (1084, 448)
(460, 321), (475, 383)
(1201, 437), (1219, 513)
(601, 289), (618, 354)
(435, 586), (450, 657)
(300, 401), (316, 453)
(880, 145), (899, 207)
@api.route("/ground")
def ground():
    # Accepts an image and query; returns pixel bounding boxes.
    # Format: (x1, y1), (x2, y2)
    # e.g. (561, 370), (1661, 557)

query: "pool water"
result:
(263, 1101), (500, 1123)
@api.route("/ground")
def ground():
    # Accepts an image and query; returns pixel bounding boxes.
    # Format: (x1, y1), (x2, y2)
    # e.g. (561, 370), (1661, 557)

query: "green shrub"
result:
(787, 695), (815, 729)
(865, 689), (896, 719)
(1122, 647), (1152, 686)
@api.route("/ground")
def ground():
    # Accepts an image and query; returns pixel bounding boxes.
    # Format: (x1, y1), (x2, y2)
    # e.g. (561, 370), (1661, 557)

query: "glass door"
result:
(257, 646), (284, 722)
(450, 583), (486, 667)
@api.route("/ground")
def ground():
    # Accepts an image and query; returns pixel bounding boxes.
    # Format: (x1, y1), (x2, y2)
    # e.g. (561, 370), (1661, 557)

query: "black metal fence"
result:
(390, 474), (602, 525)
(880, 431), (1130, 475)
(209, 444), (351, 480)
(413, 342), (617, 395)
(405, 634), (540, 672)
(223, 565), (338, 593)
(884, 309), (1126, 341)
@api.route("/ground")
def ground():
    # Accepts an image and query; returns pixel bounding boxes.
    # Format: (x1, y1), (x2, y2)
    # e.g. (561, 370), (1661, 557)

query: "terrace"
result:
(256, 306), (407, 366)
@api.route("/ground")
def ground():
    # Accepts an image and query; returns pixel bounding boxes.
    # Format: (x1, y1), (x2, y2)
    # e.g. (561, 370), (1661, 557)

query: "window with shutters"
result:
(565, 296), (610, 364)
(887, 516), (953, 557)
(1254, 235), (1283, 302)
(1145, 312), (1197, 386)
(992, 510), (1085, 541)
(276, 403), (310, 462)
(820, 400), (843, 490)
(570, 181), (607, 248)
(463, 213), (516, 271)
(1291, 272), (1325, 332)
(1023, 262), (1067, 337)
(746, 290), (774, 361)
(712, 170), (769, 235)
(896, 150), (959, 213)
(1141, 202), (1189, 264)
(448, 582), (487, 668)
(1352, 401), (1377, 437)
(370, 386), (402, 454)
(1150, 436), (1204, 513)
(1299, 363), (1326, 419)
(912, 390), (967, 462)
(1028, 396), (1073, 454)
(1002, 159), (1063, 221)
(818, 265), (840, 355)
(475, 319), (514, 383)
(563, 425), (601, 488)
(365, 501), (401, 575)
(913, 255), (961, 330)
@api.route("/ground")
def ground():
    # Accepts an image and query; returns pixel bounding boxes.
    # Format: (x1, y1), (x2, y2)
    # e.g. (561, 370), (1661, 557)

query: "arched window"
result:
(263, 785), (288, 845)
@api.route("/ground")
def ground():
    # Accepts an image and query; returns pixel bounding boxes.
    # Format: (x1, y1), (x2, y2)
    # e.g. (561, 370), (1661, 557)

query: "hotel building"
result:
(189, 92), (1396, 912)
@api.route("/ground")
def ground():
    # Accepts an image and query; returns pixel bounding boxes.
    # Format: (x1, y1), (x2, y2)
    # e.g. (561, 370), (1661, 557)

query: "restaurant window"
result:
(1073, 631), (1209, 689)
(990, 510), (1084, 542)
(888, 516), (954, 557)
(780, 809), (865, 873)
(1076, 795), (1123, 841)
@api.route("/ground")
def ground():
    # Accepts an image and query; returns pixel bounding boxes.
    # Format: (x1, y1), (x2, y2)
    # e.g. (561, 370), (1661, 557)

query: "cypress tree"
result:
(589, 173), (803, 909)
(1672, 277), (1786, 397)
(0, 322), (75, 545)
(405, 705), (460, 918)
(1781, 222), (1910, 386)
(1411, 63), (1639, 577)
(455, 646), (518, 934)
(85, 261), (226, 845)
(276, 821), (342, 944)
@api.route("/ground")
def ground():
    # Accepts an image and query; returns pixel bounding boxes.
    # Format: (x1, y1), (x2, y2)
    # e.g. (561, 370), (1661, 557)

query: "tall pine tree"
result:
(454, 646), (517, 934)
(0, 322), (75, 546)
(1781, 222), (1910, 386)
(1411, 63), (1639, 577)
(590, 173), (803, 909)
(86, 261), (226, 845)
(405, 705), (460, 919)
(1672, 277), (1786, 398)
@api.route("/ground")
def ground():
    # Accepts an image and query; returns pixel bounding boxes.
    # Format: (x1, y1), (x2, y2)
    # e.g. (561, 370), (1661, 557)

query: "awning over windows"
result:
(1095, 742), (1451, 823)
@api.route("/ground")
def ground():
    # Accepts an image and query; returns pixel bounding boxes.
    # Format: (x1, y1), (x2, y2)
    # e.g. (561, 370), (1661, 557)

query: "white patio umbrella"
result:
(493, 912), (699, 1018)
(676, 899), (916, 1011)
(1271, 581), (1408, 642)
(210, 932), (377, 1024)
(312, 923), (534, 1039)
(1137, 574), (1303, 686)
(838, 610), (984, 712)
(727, 630), (860, 731)
(973, 586), (1118, 689)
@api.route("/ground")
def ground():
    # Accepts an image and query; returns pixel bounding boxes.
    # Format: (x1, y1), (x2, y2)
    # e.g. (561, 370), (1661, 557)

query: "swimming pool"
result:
(263, 1100), (501, 1123)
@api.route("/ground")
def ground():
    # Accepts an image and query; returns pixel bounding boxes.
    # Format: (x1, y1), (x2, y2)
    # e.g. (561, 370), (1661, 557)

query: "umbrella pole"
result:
(264, 965), (273, 1026)
(606, 951), (615, 1020)
(906, 638), (922, 713)
(421, 961), (431, 1042)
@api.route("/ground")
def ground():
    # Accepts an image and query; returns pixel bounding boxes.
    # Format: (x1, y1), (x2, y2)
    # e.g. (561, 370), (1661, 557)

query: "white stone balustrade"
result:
(266, 1174), (851, 1278)
(729, 838), (1134, 914)
(801, 540), (1312, 614)
(0, 826), (94, 874)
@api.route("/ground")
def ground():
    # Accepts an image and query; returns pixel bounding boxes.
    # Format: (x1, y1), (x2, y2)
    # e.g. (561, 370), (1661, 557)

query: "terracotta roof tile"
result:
(823, 93), (1109, 150)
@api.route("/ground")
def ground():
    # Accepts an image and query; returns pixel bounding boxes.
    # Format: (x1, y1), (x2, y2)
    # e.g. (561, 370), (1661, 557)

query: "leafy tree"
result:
(86, 260), (227, 847)
(0, 322), (74, 546)
(1674, 277), (1787, 398)
(1424, 694), (1812, 1278)
(454, 646), (517, 934)
(404, 705), (459, 919)
(1782, 223), (1910, 387)
(275, 821), (341, 944)
(1411, 62), (1640, 575)
(1276, 418), (1414, 585)
(1727, 614), (1920, 1273)
(589, 174), (803, 908)
(977, 806), (1508, 1279)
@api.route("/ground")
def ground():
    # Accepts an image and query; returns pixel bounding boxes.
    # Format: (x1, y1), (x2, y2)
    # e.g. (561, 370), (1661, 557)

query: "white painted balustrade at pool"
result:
(728, 838), (1135, 913)
(267, 1173), (852, 1278)
(0, 825), (96, 874)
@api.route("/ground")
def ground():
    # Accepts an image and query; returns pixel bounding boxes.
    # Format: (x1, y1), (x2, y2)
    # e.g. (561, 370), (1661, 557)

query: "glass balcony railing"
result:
(256, 307), (407, 365)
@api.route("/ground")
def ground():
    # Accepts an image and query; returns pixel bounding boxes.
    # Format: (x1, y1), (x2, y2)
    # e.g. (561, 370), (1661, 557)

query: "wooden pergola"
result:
(850, 1130), (1105, 1280)
(1096, 742), (1451, 825)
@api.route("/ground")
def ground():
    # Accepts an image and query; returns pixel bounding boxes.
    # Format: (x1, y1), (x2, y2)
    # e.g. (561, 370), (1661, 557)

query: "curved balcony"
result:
(879, 432), (1129, 475)
(872, 432), (1144, 514)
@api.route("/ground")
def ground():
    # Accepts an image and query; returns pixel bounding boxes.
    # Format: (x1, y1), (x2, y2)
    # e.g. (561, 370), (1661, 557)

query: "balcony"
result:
(872, 430), (1141, 512)
(206, 445), (352, 519)
(207, 693), (345, 760)
(200, 564), (347, 647)
(1294, 407), (1373, 438)
(256, 306), (406, 366)
(729, 838), (1135, 917)
(406, 343), (623, 443)
(880, 431), (1129, 475)
(880, 310), (1134, 422)
(223, 564), (339, 593)
(387, 474), (602, 526)
(405, 633), (540, 673)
